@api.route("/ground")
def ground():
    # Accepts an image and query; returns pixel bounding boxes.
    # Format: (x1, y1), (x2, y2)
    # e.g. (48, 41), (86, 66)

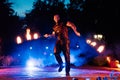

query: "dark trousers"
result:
(54, 40), (70, 73)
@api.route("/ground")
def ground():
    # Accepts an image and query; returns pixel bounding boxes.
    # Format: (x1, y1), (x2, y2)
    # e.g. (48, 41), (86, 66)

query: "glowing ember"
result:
(106, 56), (111, 63)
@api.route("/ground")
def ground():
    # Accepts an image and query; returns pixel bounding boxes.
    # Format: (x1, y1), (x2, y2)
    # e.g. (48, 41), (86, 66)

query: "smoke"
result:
(11, 32), (98, 67)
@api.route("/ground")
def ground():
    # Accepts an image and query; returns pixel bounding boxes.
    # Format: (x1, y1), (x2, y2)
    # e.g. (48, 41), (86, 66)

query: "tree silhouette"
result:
(0, 0), (19, 55)
(82, 0), (120, 43)
(25, 0), (67, 35)
(25, 0), (119, 44)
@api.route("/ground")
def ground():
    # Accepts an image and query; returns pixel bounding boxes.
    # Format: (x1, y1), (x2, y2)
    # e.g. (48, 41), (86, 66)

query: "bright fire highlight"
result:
(16, 36), (22, 44)
(26, 28), (32, 40)
(97, 45), (105, 53)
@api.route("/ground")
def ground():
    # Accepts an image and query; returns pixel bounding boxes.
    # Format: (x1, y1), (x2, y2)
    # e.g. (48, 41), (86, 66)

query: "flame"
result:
(90, 41), (97, 47)
(106, 56), (111, 63)
(116, 64), (120, 68)
(16, 36), (22, 44)
(26, 28), (32, 40)
(115, 60), (120, 68)
(33, 33), (39, 39)
(86, 39), (91, 44)
(106, 56), (120, 68)
(93, 34), (103, 40)
(97, 45), (105, 53)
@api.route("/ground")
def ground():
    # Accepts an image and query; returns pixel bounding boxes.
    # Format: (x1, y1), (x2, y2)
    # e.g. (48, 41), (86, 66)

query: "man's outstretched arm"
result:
(66, 21), (80, 36)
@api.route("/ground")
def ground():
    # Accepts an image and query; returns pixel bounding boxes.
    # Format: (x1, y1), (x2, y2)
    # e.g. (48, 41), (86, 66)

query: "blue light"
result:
(50, 53), (53, 56)
(45, 46), (49, 49)
(30, 46), (32, 50)
(76, 45), (79, 48)
(13, 32), (98, 67)
(18, 54), (20, 57)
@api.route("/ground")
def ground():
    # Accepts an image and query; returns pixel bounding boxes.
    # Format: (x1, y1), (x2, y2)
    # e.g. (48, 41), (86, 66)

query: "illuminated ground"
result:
(0, 65), (120, 80)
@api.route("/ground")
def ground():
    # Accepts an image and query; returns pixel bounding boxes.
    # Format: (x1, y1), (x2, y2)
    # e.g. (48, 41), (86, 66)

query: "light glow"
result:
(26, 28), (32, 40)
(90, 41), (97, 47)
(97, 45), (105, 53)
(26, 57), (41, 69)
(44, 34), (49, 38)
(106, 56), (111, 63)
(33, 33), (39, 39)
(115, 60), (120, 68)
(86, 39), (91, 44)
(93, 34), (103, 40)
(16, 36), (22, 44)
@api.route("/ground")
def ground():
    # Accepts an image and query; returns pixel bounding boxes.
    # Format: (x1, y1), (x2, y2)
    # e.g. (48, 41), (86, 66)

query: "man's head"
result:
(54, 14), (60, 23)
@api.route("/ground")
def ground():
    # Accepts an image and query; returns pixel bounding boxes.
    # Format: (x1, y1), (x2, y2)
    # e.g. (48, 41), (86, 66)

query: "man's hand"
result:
(66, 21), (80, 37)
(66, 21), (75, 28)
(75, 32), (80, 37)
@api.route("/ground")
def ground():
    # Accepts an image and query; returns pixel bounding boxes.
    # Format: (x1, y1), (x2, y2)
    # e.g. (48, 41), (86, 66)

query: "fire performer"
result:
(52, 14), (80, 76)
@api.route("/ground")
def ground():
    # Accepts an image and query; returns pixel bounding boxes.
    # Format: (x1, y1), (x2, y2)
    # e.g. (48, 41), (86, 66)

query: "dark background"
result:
(0, 0), (120, 55)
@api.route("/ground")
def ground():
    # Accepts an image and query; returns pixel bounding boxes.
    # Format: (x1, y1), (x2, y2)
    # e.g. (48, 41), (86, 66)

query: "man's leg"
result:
(54, 43), (64, 72)
(54, 53), (64, 72)
(64, 52), (70, 76)
(63, 43), (70, 76)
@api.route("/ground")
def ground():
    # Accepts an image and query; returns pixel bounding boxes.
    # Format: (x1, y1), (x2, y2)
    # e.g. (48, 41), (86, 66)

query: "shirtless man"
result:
(52, 14), (80, 76)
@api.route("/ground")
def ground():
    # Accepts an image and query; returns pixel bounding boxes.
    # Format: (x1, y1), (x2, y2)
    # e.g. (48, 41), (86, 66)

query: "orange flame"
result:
(97, 45), (105, 53)
(16, 36), (22, 44)
(26, 28), (32, 40)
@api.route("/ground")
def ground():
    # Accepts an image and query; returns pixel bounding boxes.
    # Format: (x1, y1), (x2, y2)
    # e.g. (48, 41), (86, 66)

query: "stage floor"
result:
(0, 65), (120, 80)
